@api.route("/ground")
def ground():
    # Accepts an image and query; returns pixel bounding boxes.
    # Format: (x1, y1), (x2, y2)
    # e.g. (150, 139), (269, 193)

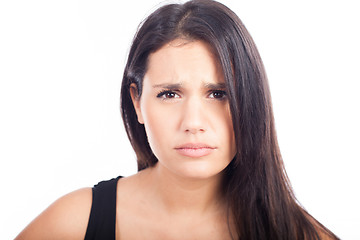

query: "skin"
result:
(132, 39), (236, 181)
(15, 39), (333, 239)
(118, 39), (237, 239)
(15, 188), (92, 240)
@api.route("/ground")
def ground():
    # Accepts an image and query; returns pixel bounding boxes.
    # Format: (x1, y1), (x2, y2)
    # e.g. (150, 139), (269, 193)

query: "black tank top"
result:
(84, 176), (122, 240)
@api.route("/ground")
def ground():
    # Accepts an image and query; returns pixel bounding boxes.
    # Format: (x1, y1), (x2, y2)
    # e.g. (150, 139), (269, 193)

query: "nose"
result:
(180, 97), (206, 134)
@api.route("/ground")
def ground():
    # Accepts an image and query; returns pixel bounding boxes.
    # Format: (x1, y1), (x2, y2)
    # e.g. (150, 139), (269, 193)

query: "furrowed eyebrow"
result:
(204, 83), (226, 89)
(152, 83), (182, 89)
(152, 82), (226, 90)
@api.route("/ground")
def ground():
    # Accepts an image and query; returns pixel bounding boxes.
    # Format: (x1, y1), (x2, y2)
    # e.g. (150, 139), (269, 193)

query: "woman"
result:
(16, 0), (339, 239)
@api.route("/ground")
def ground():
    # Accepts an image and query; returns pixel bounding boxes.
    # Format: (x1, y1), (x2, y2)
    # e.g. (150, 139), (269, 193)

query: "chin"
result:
(169, 159), (229, 180)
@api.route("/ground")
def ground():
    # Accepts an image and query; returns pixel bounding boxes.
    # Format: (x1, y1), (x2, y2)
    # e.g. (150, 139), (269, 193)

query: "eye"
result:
(156, 90), (180, 99)
(209, 90), (227, 100)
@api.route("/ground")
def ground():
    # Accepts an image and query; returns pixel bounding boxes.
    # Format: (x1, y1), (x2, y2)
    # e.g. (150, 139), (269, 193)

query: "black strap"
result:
(84, 176), (122, 240)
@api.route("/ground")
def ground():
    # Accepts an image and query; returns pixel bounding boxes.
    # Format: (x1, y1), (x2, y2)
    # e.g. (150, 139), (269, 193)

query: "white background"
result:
(1, 0), (359, 239)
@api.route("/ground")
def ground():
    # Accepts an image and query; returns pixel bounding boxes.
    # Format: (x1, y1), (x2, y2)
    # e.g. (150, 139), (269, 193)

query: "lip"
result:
(174, 143), (216, 158)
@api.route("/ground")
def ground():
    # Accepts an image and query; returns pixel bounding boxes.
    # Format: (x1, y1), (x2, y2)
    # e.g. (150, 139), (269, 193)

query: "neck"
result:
(146, 162), (226, 215)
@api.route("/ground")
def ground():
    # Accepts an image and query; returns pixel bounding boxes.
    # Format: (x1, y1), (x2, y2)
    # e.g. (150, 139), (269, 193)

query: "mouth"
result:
(174, 143), (216, 158)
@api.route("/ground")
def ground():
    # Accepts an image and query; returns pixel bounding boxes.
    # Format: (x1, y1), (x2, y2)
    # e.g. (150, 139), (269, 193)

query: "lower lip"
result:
(175, 147), (215, 158)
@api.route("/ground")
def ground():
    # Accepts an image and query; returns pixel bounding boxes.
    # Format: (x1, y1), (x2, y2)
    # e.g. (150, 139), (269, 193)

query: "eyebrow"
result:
(152, 83), (182, 90)
(152, 82), (226, 89)
(204, 82), (226, 89)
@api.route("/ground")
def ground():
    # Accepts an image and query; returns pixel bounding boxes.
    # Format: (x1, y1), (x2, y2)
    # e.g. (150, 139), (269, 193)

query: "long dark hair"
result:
(121, 0), (339, 239)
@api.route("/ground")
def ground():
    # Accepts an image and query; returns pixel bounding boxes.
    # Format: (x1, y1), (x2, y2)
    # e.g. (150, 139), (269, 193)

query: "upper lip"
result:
(174, 143), (216, 149)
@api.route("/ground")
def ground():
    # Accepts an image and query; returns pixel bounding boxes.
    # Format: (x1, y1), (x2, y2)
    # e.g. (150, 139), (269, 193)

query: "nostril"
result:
(185, 127), (205, 134)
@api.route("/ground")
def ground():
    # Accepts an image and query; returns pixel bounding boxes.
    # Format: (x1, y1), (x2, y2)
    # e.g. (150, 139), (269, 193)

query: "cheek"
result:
(140, 98), (236, 163)
(220, 106), (236, 156)
(141, 101), (175, 156)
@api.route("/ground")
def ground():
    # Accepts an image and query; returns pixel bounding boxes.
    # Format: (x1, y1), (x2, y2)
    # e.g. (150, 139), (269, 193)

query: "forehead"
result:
(145, 40), (224, 84)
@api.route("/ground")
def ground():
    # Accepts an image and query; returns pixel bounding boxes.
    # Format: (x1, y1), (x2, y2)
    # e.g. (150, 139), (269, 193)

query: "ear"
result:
(129, 83), (144, 124)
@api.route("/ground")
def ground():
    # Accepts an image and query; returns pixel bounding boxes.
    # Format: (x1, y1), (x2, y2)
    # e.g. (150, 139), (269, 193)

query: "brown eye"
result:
(209, 90), (227, 100)
(156, 90), (180, 99)
(165, 92), (176, 98)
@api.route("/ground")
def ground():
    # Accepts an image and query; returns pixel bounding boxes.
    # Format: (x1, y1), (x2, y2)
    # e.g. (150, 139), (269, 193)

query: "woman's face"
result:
(132, 39), (236, 179)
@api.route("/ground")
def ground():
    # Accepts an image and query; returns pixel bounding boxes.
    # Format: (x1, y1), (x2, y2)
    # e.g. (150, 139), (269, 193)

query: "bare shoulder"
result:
(15, 187), (92, 240)
(117, 168), (152, 199)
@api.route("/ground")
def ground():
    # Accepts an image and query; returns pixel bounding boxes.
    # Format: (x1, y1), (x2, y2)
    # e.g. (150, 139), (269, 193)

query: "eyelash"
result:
(156, 90), (180, 99)
(208, 90), (227, 100)
(156, 90), (227, 100)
